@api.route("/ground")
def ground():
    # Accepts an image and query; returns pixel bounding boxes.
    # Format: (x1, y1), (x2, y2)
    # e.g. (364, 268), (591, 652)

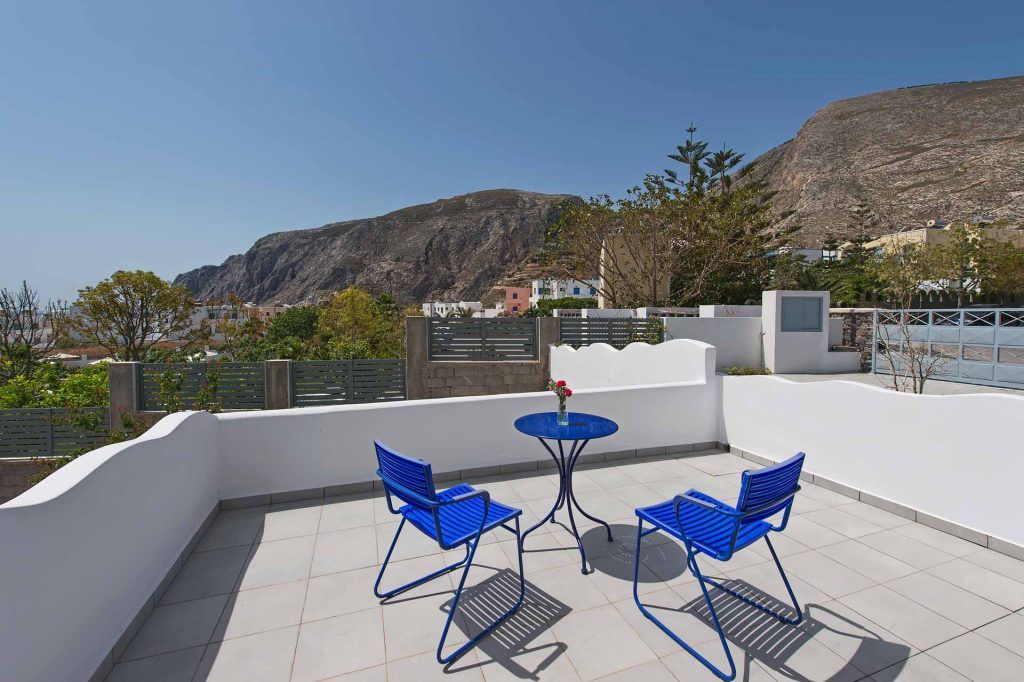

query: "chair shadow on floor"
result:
(641, 579), (912, 681)
(441, 569), (572, 680)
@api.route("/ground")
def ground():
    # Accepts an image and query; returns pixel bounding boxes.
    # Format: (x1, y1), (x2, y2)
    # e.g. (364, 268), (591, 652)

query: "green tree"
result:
(266, 306), (320, 343)
(550, 127), (791, 307)
(317, 286), (406, 359)
(73, 271), (201, 360)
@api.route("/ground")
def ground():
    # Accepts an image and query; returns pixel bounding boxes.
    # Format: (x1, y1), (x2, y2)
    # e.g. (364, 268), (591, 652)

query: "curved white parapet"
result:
(0, 411), (219, 682)
(550, 339), (716, 389)
(720, 375), (1024, 548)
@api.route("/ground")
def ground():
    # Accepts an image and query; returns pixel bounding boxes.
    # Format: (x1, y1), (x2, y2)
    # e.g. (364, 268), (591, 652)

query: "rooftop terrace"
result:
(106, 449), (1024, 681)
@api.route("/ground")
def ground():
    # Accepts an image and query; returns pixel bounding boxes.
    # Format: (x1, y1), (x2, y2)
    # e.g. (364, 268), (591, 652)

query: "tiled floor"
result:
(107, 450), (1024, 681)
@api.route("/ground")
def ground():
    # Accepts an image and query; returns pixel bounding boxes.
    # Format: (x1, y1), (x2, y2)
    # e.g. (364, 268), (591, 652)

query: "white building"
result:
(529, 278), (598, 307)
(421, 301), (484, 317)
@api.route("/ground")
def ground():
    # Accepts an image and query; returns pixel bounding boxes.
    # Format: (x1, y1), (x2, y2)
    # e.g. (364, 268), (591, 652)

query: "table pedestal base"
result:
(520, 437), (613, 574)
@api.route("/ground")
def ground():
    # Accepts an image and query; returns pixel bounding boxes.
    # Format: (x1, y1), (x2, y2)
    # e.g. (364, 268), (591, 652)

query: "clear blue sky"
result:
(2, 1), (1022, 301)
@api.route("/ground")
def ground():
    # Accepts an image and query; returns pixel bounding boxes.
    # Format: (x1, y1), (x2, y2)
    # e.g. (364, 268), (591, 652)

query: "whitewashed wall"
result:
(550, 339), (714, 388)
(217, 380), (719, 499)
(663, 317), (762, 369)
(720, 375), (1024, 548)
(0, 412), (219, 682)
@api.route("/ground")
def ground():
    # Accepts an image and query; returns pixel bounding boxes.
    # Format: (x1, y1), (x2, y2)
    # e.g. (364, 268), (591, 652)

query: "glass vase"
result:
(557, 403), (569, 426)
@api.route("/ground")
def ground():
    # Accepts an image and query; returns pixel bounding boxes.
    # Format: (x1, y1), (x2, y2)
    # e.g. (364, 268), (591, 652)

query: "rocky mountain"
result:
(175, 189), (572, 304)
(751, 75), (1024, 246)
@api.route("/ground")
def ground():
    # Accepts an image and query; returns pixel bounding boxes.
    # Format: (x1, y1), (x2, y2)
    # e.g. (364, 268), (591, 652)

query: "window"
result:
(590, 287), (596, 295)
(780, 296), (822, 332)
(512, 292), (518, 299)
(573, 287), (580, 295)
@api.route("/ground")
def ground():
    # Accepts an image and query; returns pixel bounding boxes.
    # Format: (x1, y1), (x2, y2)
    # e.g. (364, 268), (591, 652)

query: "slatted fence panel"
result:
(558, 319), (664, 349)
(139, 362), (265, 411)
(292, 360), (405, 406)
(0, 408), (109, 459)
(428, 319), (537, 360)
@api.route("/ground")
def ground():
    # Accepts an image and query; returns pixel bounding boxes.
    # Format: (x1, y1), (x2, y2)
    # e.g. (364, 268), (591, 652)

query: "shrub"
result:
(725, 365), (772, 376)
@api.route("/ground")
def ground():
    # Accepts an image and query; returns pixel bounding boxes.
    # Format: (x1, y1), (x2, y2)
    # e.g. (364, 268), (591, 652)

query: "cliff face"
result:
(175, 189), (572, 304)
(751, 76), (1024, 245)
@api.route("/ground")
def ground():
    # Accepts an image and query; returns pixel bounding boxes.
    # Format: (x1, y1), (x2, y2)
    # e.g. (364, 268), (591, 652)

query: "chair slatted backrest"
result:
(736, 453), (805, 523)
(375, 440), (437, 511)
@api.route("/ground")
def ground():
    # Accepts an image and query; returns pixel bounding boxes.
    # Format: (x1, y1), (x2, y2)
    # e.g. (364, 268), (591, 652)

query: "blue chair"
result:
(632, 453), (806, 681)
(373, 440), (526, 664)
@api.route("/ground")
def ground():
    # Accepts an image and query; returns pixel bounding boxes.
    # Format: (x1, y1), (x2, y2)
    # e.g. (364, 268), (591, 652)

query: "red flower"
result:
(564, 388), (572, 397)
(556, 380), (566, 387)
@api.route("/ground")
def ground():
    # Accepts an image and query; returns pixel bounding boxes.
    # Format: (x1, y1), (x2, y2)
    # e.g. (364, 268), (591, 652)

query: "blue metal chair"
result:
(632, 453), (806, 681)
(373, 440), (526, 664)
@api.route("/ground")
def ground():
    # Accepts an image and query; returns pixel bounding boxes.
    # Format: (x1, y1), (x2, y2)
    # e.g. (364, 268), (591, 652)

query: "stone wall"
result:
(406, 316), (559, 400)
(831, 309), (875, 371)
(0, 458), (50, 504)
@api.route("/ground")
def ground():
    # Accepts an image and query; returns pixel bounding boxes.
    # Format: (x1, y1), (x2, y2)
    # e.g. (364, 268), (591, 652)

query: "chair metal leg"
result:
(374, 518), (470, 599)
(437, 517), (526, 664)
(697, 535), (803, 625)
(632, 518), (737, 681)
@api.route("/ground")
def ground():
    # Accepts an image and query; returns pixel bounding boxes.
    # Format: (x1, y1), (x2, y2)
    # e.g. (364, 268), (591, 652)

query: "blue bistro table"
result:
(514, 412), (619, 574)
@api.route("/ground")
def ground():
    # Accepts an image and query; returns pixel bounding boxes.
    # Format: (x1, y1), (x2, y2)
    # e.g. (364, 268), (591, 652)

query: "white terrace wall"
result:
(550, 339), (714, 388)
(216, 340), (719, 500)
(0, 412), (219, 682)
(720, 376), (1024, 549)
(663, 317), (762, 369)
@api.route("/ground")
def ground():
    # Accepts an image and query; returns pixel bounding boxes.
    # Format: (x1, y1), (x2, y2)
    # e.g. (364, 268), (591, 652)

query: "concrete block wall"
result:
(406, 316), (559, 399)
(0, 458), (48, 504)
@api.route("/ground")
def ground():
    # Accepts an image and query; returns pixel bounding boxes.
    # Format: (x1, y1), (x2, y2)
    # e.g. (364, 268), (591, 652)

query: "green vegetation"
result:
(521, 297), (598, 317)
(725, 365), (772, 376)
(0, 362), (109, 409)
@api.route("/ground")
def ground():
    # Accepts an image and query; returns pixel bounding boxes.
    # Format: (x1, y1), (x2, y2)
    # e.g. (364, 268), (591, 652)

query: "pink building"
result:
(503, 286), (531, 316)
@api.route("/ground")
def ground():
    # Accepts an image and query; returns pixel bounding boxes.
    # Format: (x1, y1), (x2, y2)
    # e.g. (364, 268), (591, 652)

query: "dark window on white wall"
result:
(781, 297), (822, 332)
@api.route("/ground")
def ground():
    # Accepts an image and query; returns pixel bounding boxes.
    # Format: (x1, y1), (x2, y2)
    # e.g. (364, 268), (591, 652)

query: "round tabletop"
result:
(514, 412), (619, 441)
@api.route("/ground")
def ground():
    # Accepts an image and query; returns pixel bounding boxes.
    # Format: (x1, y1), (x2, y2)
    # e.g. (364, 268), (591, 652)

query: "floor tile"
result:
(661, 645), (776, 681)
(382, 589), (459, 661)
(892, 523), (983, 557)
(614, 588), (721, 659)
(527, 565), (609, 611)
(159, 545), (249, 605)
(780, 515), (847, 549)
(261, 501), (321, 542)
(803, 601), (914, 678)
(313, 526), (379, 577)
(195, 510), (264, 552)
(976, 612), (1024, 657)
(386, 650), (484, 680)
(122, 594), (228, 661)
(927, 558), (1024, 610)
(194, 625), (297, 682)
(375, 521), (442, 562)
(237, 535), (315, 591)
(320, 664), (388, 681)
(781, 550), (876, 598)
(885, 571), (1008, 629)
(834, 501), (912, 529)
(928, 632), (1024, 682)
(304, 567), (382, 623)
(803, 507), (884, 539)
(320, 494), (376, 533)
(818, 540), (917, 583)
(106, 645), (206, 682)
(597, 659), (675, 681)
(963, 547), (1024, 583)
(837, 585), (964, 650)
(551, 603), (657, 680)
(213, 580), (307, 641)
(856, 529), (955, 570)
(723, 559), (829, 610)
(870, 653), (969, 681)
(292, 609), (386, 682)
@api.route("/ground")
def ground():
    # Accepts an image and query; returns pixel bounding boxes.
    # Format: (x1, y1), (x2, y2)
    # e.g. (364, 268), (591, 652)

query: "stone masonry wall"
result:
(832, 309), (875, 371)
(0, 458), (50, 504)
(423, 361), (546, 398)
